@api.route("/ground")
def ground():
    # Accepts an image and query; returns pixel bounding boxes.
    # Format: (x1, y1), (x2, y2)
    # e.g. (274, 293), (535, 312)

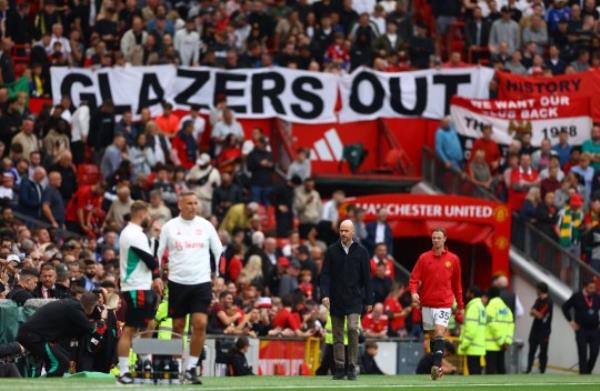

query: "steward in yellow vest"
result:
(484, 287), (514, 374)
(458, 287), (487, 375)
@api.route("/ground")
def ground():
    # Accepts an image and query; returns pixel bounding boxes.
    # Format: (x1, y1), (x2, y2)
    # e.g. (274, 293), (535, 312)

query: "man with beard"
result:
(116, 201), (164, 384)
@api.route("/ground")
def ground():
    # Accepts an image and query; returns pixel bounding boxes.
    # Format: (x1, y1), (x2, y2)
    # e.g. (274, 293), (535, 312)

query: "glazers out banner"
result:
(50, 65), (340, 123)
(496, 69), (600, 121)
(51, 66), (494, 123)
(450, 95), (593, 147)
(338, 66), (494, 122)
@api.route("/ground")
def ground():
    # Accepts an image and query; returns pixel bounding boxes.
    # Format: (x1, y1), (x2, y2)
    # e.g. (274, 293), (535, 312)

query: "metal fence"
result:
(422, 147), (600, 291)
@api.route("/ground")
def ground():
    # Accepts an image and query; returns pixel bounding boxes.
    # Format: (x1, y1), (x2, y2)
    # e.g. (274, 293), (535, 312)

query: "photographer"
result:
(0, 342), (24, 378)
(16, 292), (108, 377)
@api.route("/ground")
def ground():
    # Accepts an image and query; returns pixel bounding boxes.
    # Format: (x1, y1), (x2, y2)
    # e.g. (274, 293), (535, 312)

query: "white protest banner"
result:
(51, 66), (339, 123)
(450, 95), (593, 147)
(338, 66), (494, 122)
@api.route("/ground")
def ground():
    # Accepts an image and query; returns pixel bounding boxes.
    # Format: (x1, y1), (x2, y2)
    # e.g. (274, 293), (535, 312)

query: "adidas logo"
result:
(310, 128), (343, 162)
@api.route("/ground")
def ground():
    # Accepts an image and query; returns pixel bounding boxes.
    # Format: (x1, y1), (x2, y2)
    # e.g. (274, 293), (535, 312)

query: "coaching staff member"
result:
(409, 227), (463, 381)
(320, 219), (373, 381)
(17, 292), (107, 377)
(562, 279), (600, 374)
(158, 191), (223, 384)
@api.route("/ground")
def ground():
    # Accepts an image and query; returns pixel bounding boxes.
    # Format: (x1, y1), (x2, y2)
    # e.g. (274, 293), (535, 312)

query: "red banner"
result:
(496, 69), (600, 121)
(258, 340), (307, 376)
(344, 194), (511, 278)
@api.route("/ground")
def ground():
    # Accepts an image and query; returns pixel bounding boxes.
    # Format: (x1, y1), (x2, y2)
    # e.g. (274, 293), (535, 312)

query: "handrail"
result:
(421, 146), (600, 290)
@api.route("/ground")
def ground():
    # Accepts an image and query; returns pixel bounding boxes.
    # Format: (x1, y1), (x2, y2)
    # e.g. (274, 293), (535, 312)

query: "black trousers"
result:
(466, 355), (482, 375)
(527, 334), (550, 373)
(485, 350), (506, 374)
(576, 329), (600, 374)
(18, 329), (70, 377)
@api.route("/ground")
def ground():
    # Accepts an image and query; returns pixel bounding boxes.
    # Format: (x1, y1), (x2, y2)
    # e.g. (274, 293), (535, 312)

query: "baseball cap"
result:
(196, 153), (211, 166)
(278, 256), (290, 267)
(570, 193), (584, 208)
(7, 254), (20, 264)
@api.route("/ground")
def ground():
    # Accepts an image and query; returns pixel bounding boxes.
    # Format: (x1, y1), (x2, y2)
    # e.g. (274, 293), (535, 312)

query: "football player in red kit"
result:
(409, 227), (463, 380)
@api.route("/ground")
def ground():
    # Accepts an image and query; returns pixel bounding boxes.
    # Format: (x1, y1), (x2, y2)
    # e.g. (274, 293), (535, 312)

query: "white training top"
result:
(119, 222), (153, 291)
(157, 215), (223, 285)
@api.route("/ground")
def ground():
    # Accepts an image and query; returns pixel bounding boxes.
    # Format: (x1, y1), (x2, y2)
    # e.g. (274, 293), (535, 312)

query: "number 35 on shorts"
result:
(422, 307), (451, 330)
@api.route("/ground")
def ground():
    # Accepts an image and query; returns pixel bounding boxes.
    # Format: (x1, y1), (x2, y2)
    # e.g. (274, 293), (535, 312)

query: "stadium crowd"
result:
(0, 0), (598, 378)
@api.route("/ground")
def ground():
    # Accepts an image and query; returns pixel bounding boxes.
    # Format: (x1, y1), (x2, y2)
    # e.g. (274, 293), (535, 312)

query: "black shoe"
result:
(347, 370), (357, 381)
(183, 368), (202, 385)
(332, 368), (345, 380)
(117, 372), (134, 385)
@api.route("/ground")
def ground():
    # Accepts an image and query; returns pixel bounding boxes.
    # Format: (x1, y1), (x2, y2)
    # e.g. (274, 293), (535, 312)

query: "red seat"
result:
(77, 164), (101, 186)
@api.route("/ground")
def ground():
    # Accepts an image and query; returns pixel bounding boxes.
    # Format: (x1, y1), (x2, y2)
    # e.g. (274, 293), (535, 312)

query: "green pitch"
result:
(1, 374), (600, 391)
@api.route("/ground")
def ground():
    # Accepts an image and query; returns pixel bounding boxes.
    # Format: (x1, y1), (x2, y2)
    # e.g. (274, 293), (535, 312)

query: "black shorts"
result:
(168, 280), (212, 318)
(123, 290), (157, 328)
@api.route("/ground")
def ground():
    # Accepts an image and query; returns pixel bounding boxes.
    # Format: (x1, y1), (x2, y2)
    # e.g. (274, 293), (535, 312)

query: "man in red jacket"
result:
(409, 227), (463, 380)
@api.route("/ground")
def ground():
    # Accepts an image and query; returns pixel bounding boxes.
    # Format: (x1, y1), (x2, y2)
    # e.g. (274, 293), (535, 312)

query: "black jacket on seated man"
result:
(6, 286), (34, 306)
(34, 283), (71, 299)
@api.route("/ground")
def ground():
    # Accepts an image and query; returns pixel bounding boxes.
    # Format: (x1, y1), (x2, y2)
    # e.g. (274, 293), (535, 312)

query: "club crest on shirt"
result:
(444, 260), (452, 269)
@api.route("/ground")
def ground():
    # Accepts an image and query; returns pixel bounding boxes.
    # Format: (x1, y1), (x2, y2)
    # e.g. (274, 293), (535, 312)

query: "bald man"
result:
(18, 166), (46, 219)
(321, 219), (373, 381)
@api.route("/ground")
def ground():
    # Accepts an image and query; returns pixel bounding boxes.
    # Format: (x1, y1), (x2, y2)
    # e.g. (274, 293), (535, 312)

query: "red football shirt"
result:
(361, 313), (389, 334)
(508, 167), (539, 210)
(409, 248), (464, 309)
(370, 257), (397, 280)
(65, 185), (103, 223)
(384, 296), (405, 332)
(272, 308), (301, 330)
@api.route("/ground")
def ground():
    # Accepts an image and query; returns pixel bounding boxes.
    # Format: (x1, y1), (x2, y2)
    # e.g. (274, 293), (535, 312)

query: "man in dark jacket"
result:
(212, 172), (244, 220)
(0, 341), (24, 377)
(7, 268), (38, 306)
(365, 208), (394, 256)
(88, 100), (116, 162)
(272, 176), (301, 237)
(17, 167), (46, 219)
(320, 219), (373, 381)
(34, 264), (71, 299)
(17, 292), (106, 377)
(247, 137), (274, 206)
(227, 337), (254, 376)
(562, 280), (600, 374)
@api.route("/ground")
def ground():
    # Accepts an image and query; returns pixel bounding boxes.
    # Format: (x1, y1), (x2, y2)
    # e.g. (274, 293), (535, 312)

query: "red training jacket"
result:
(408, 248), (464, 310)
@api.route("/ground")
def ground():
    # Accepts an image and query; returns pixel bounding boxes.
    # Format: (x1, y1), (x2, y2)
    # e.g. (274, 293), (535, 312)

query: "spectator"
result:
(287, 149), (311, 182)
(523, 15), (548, 53)
(172, 120), (199, 170)
(88, 100), (116, 162)
(556, 193), (585, 279)
(373, 21), (404, 57)
(552, 129), (573, 168)
(34, 264), (70, 299)
(18, 167), (46, 219)
(49, 151), (77, 203)
(179, 105), (206, 142)
(247, 137), (274, 206)
(508, 153), (539, 210)
(361, 303), (388, 338)
(6, 268), (38, 306)
(471, 124), (501, 172)
(100, 134), (126, 180)
(489, 7), (521, 55)
(213, 171), (245, 221)
(186, 153), (221, 217)
(293, 178), (322, 239)
(42, 171), (65, 229)
(155, 102), (180, 139)
(128, 132), (154, 180)
(278, 260), (301, 298)
(536, 191), (559, 240)
(365, 208), (394, 256)
(212, 109), (244, 156)
(105, 185), (133, 229)
(465, 6), (491, 49)
(147, 190), (171, 226)
(582, 125), (600, 171)
(272, 176), (301, 237)
(435, 117), (463, 170)
(532, 139), (554, 172)
(520, 187), (541, 223)
(359, 341), (384, 375)
(11, 117), (39, 161)
(65, 181), (106, 236)
(504, 49), (527, 74)
(318, 190), (345, 245)
(220, 202), (259, 235)
(175, 17), (201, 66)
(371, 263), (392, 305)
(114, 111), (137, 147)
(369, 243), (396, 280)
(468, 149), (493, 189)
(545, 44), (567, 74)
(540, 155), (565, 182)
(408, 23), (434, 69)
(570, 50), (590, 72)
(571, 153), (595, 202)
